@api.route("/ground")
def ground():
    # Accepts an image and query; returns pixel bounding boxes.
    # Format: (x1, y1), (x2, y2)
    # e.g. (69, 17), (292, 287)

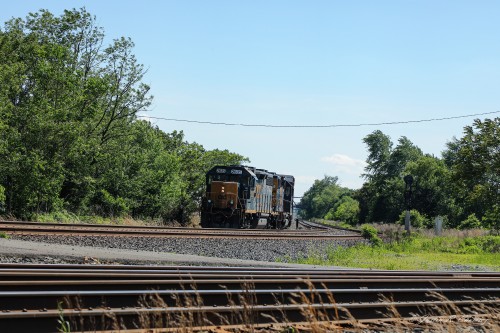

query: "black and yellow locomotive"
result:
(200, 165), (294, 229)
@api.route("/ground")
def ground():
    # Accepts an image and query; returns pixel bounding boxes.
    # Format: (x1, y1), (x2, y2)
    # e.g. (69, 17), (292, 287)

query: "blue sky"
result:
(2, 1), (500, 196)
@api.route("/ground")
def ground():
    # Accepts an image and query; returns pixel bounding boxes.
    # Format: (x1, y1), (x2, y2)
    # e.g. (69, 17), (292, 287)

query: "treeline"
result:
(300, 117), (500, 231)
(0, 9), (247, 223)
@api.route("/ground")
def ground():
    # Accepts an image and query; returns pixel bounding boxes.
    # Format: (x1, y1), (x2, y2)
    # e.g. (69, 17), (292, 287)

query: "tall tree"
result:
(0, 8), (248, 223)
(360, 132), (423, 223)
(445, 118), (500, 229)
(362, 130), (392, 182)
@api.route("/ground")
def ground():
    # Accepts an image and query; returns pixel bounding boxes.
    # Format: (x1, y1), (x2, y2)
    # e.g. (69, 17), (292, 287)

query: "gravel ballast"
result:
(10, 234), (362, 263)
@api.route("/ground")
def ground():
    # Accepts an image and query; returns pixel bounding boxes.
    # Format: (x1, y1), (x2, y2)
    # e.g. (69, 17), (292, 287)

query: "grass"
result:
(288, 227), (500, 271)
(311, 218), (358, 230)
(14, 211), (199, 227)
(57, 285), (500, 333)
(0, 232), (9, 239)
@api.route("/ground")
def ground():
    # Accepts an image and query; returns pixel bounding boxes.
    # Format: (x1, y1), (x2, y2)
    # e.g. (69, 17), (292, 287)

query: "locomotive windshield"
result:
(208, 174), (245, 183)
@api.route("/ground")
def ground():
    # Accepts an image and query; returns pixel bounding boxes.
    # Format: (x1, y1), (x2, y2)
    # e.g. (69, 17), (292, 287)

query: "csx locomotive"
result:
(201, 165), (294, 229)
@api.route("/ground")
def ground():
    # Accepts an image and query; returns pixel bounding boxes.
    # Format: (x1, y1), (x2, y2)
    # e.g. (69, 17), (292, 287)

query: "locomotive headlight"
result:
(230, 199), (234, 205)
(208, 200), (212, 203)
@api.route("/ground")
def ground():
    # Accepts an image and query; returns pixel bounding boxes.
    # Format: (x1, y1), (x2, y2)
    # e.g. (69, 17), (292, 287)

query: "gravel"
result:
(9, 234), (363, 263)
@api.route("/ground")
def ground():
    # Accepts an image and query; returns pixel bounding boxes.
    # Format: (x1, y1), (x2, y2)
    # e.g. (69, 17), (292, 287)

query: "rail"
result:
(0, 264), (498, 332)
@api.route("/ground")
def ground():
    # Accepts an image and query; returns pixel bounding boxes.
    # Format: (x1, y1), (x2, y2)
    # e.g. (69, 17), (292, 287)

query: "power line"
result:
(137, 111), (500, 128)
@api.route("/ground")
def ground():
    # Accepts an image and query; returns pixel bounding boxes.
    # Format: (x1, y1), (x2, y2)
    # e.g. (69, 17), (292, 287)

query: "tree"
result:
(363, 130), (392, 182)
(445, 118), (500, 225)
(329, 196), (360, 225)
(0, 8), (248, 223)
(359, 132), (423, 223)
(299, 176), (354, 220)
(404, 155), (458, 225)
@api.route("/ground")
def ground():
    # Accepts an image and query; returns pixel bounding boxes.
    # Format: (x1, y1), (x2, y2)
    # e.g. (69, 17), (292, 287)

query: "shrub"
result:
(91, 190), (129, 217)
(361, 224), (382, 246)
(459, 213), (481, 230)
(398, 209), (429, 229)
(482, 205), (500, 233)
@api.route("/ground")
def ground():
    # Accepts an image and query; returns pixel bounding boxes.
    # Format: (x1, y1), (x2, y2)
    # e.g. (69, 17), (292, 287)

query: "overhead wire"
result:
(137, 111), (500, 128)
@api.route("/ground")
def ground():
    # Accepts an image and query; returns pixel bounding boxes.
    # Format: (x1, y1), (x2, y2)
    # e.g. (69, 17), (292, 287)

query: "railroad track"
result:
(0, 220), (362, 239)
(0, 263), (498, 332)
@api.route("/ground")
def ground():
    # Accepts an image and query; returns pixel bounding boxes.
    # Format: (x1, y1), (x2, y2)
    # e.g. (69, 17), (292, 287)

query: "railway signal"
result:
(403, 175), (413, 235)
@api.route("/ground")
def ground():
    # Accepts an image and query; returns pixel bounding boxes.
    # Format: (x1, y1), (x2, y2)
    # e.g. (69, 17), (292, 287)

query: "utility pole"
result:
(403, 175), (413, 236)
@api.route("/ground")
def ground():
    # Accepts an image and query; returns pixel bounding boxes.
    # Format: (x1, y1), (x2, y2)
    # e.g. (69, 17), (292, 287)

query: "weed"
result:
(57, 301), (71, 333)
(288, 232), (500, 270)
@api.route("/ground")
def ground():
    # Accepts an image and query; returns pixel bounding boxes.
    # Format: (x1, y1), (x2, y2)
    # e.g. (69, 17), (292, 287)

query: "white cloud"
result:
(321, 154), (367, 175)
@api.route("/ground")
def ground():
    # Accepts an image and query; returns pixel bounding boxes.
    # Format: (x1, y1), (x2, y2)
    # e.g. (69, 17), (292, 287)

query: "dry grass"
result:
(59, 282), (500, 333)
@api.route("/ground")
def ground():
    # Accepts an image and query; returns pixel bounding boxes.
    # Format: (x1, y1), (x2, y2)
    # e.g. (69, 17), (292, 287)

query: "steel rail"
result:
(0, 220), (363, 239)
(0, 299), (496, 332)
(0, 220), (326, 233)
(0, 263), (497, 277)
(0, 264), (497, 332)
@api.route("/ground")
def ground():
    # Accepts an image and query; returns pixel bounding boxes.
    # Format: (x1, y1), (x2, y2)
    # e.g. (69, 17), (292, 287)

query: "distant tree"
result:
(299, 176), (354, 220)
(363, 130), (392, 182)
(329, 196), (360, 225)
(359, 132), (423, 223)
(404, 155), (458, 225)
(445, 118), (500, 226)
(387, 137), (423, 178)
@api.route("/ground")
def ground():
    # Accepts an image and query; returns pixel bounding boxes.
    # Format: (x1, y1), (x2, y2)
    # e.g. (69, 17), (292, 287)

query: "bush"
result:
(91, 190), (129, 217)
(458, 214), (481, 230)
(398, 209), (429, 229)
(482, 205), (500, 233)
(361, 224), (382, 246)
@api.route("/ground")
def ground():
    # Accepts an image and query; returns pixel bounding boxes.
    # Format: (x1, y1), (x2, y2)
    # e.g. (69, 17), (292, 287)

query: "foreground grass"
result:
(289, 234), (500, 271)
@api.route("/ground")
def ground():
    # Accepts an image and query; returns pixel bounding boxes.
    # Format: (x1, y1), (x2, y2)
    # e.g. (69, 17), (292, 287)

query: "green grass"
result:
(30, 212), (155, 226)
(311, 218), (358, 230)
(289, 234), (500, 271)
(0, 232), (9, 239)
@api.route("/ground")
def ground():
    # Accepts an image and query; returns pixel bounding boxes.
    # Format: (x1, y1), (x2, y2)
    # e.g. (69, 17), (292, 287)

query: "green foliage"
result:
(0, 232), (9, 239)
(482, 205), (500, 233)
(0, 185), (5, 212)
(299, 176), (356, 221)
(57, 301), (71, 332)
(360, 224), (382, 246)
(398, 209), (429, 229)
(330, 196), (360, 225)
(353, 120), (499, 230)
(358, 133), (423, 224)
(459, 213), (482, 230)
(290, 234), (500, 271)
(0, 9), (247, 224)
(404, 156), (457, 222)
(445, 118), (500, 225)
(33, 210), (79, 223)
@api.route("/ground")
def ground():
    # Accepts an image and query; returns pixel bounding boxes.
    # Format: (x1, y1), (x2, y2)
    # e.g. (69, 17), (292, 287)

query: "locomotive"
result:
(200, 165), (294, 229)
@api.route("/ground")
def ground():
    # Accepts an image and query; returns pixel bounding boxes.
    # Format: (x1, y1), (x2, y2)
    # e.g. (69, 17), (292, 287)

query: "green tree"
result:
(359, 132), (423, 223)
(331, 196), (360, 225)
(0, 8), (248, 223)
(363, 130), (392, 182)
(445, 118), (500, 226)
(299, 176), (354, 220)
(404, 155), (458, 225)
